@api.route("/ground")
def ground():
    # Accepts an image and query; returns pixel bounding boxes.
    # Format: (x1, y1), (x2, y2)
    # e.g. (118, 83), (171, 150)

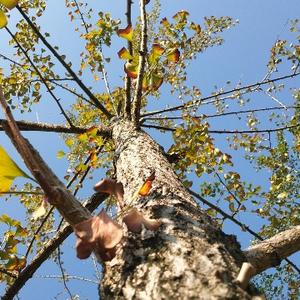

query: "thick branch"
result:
(0, 119), (111, 137)
(2, 193), (107, 300)
(0, 86), (91, 226)
(132, 0), (147, 126)
(244, 226), (300, 274)
(16, 5), (112, 119)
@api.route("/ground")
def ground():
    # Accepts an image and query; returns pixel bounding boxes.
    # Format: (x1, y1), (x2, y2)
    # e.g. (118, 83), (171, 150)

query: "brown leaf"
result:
(123, 208), (161, 233)
(94, 178), (124, 207)
(74, 209), (123, 261)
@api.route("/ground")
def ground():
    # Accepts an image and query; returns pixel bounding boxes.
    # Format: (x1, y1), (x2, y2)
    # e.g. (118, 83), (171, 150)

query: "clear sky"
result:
(0, 0), (299, 299)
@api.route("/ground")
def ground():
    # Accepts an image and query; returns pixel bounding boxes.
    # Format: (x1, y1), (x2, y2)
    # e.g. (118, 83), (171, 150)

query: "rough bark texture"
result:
(100, 120), (259, 299)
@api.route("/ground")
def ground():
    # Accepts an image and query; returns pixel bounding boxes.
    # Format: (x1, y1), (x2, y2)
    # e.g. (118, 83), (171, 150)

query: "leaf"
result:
(167, 48), (180, 63)
(117, 25), (133, 42)
(124, 61), (138, 79)
(74, 209), (123, 261)
(56, 150), (65, 159)
(117, 47), (133, 60)
(149, 44), (165, 63)
(139, 171), (155, 196)
(0, 9), (7, 29)
(32, 199), (49, 219)
(0, 0), (18, 10)
(0, 146), (32, 193)
(123, 208), (161, 233)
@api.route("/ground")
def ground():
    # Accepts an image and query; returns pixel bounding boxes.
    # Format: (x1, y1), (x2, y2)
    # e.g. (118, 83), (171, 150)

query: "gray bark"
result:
(100, 120), (260, 299)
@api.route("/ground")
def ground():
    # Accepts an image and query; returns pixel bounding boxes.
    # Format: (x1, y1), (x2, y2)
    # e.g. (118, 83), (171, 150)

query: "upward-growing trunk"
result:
(100, 120), (257, 299)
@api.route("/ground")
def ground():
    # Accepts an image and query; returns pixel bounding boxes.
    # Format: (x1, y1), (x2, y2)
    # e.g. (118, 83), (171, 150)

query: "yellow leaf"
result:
(117, 47), (133, 60)
(32, 200), (48, 219)
(0, 0), (19, 10)
(117, 25), (133, 42)
(0, 145), (31, 193)
(0, 9), (7, 29)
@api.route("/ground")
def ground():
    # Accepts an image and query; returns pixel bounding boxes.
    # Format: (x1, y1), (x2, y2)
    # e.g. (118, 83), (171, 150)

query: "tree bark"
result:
(100, 120), (260, 299)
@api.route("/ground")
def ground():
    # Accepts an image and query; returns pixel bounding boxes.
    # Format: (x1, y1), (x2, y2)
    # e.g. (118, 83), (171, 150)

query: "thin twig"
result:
(5, 27), (74, 127)
(132, 0), (148, 127)
(141, 72), (300, 118)
(57, 247), (74, 299)
(0, 53), (25, 67)
(16, 5), (112, 119)
(263, 89), (287, 109)
(141, 123), (300, 134)
(35, 274), (98, 284)
(73, 0), (89, 33)
(142, 105), (300, 122)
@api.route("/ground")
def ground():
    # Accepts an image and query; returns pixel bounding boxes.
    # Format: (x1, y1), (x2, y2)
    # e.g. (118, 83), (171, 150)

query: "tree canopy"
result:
(0, 0), (300, 299)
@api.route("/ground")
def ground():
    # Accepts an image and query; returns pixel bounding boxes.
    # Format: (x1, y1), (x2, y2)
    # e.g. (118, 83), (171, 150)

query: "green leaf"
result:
(0, 145), (33, 194)
(56, 150), (65, 159)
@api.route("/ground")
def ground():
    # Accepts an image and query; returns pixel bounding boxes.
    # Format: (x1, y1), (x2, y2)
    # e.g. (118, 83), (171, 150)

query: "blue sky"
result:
(0, 0), (300, 299)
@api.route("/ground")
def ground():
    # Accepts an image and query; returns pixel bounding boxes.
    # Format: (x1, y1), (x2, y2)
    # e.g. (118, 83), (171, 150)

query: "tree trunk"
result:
(100, 120), (259, 299)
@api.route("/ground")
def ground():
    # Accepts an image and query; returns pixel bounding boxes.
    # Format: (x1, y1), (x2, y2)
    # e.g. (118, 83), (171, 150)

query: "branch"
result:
(5, 27), (74, 127)
(188, 189), (300, 275)
(0, 85), (91, 226)
(124, 0), (133, 120)
(142, 105), (300, 121)
(2, 193), (107, 300)
(141, 123), (300, 134)
(0, 119), (111, 137)
(244, 226), (300, 275)
(132, 0), (148, 127)
(16, 5), (112, 119)
(141, 72), (300, 117)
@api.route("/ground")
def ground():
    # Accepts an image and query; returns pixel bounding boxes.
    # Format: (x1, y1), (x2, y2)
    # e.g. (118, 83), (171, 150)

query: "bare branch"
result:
(141, 123), (300, 134)
(16, 5), (112, 119)
(57, 246), (73, 299)
(142, 105), (300, 122)
(244, 226), (300, 275)
(132, 0), (148, 127)
(0, 119), (111, 137)
(141, 72), (300, 117)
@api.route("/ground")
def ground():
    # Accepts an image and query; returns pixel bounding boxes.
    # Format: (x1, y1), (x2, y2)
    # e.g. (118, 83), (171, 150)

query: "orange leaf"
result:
(139, 171), (155, 196)
(167, 48), (180, 63)
(117, 47), (133, 60)
(117, 25), (133, 42)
